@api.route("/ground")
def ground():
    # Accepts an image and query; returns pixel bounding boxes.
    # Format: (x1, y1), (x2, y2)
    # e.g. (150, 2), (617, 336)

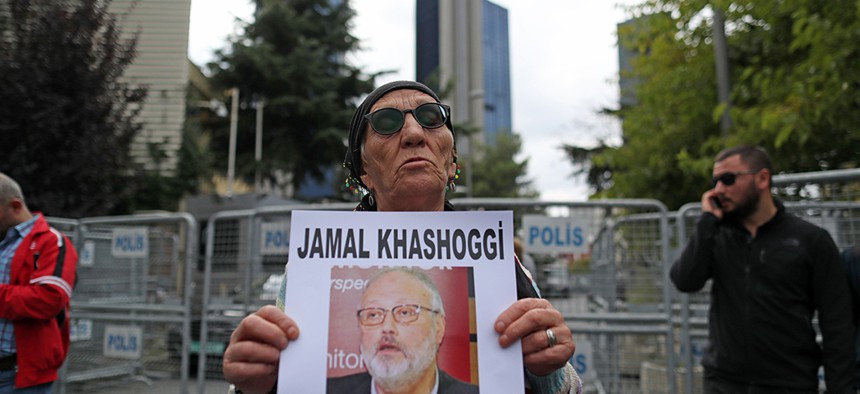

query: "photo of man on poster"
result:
(327, 267), (479, 394)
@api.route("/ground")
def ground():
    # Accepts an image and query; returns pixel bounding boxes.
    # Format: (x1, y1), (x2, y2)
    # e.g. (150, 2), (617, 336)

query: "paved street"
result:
(67, 379), (229, 394)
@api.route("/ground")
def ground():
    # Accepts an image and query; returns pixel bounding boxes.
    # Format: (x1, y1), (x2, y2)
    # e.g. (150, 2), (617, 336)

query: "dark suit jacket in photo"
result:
(326, 369), (479, 394)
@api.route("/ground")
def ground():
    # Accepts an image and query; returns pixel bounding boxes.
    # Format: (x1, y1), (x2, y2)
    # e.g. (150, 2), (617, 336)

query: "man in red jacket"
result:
(0, 173), (77, 393)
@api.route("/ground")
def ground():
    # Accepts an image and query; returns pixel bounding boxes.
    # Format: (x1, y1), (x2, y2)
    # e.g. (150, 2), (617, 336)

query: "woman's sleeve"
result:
(275, 264), (288, 310)
(526, 363), (583, 394)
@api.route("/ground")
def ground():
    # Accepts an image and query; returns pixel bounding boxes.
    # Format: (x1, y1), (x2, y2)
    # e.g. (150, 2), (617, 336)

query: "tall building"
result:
(111, 0), (192, 176)
(416, 0), (512, 148)
(617, 17), (652, 110)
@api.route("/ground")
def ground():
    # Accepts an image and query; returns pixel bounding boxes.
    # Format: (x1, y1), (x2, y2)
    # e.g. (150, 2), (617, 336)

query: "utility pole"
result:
(255, 98), (265, 193)
(226, 87), (239, 197)
(713, 6), (732, 137)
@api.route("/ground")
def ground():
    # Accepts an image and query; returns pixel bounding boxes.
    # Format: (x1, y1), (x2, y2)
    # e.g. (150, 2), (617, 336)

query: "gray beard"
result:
(361, 331), (438, 392)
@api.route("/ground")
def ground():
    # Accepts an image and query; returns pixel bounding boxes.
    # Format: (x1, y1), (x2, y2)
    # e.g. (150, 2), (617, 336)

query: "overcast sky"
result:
(188, 0), (640, 201)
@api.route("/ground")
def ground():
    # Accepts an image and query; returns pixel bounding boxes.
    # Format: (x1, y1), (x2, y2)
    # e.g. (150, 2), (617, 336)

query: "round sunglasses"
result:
(364, 102), (451, 135)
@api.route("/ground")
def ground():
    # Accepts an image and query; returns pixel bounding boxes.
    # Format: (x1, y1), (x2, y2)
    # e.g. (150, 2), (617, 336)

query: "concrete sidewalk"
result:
(66, 379), (230, 394)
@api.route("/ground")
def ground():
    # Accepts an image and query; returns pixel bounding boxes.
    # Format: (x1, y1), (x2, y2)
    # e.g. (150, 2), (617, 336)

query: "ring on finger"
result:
(545, 328), (557, 348)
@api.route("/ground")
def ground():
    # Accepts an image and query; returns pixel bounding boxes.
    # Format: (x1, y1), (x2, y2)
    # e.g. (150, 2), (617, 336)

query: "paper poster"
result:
(279, 210), (524, 393)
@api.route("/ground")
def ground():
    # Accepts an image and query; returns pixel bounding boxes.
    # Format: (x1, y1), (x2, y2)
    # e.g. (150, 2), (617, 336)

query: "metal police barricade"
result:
(196, 208), (254, 392)
(45, 217), (82, 245)
(45, 217), (81, 394)
(196, 203), (353, 393)
(59, 213), (197, 394)
(452, 198), (676, 394)
(586, 207), (679, 394)
(773, 167), (860, 202)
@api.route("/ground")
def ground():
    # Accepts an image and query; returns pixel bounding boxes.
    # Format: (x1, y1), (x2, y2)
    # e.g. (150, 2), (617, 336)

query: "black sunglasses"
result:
(711, 169), (760, 188)
(364, 103), (451, 135)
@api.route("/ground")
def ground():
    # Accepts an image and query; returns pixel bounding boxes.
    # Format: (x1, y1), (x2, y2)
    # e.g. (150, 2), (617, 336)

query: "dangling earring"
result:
(446, 163), (461, 192)
(367, 193), (375, 207)
(344, 177), (362, 195)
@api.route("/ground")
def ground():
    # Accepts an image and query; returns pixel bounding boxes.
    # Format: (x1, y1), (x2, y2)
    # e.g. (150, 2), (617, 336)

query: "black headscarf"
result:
(343, 80), (456, 192)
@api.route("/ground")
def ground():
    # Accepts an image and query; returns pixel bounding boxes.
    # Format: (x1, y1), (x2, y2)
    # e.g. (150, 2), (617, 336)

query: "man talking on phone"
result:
(671, 145), (855, 393)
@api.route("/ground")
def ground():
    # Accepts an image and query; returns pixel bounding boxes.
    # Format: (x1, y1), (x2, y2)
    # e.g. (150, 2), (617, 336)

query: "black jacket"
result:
(671, 201), (855, 392)
(326, 369), (479, 394)
(840, 246), (860, 389)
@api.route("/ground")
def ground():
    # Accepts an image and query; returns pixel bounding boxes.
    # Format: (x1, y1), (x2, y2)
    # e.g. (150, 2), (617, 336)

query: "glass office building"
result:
(416, 0), (512, 147)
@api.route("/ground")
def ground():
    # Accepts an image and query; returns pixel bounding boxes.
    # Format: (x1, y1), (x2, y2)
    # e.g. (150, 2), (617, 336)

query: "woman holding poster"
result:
(223, 81), (581, 394)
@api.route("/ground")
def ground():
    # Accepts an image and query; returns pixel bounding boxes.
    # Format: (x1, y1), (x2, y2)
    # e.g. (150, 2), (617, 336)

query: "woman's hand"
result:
(495, 298), (576, 376)
(223, 305), (300, 394)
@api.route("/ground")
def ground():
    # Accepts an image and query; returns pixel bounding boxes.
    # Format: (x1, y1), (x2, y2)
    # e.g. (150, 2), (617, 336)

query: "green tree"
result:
(469, 133), (538, 198)
(569, 0), (860, 208)
(206, 0), (377, 196)
(0, 0), (146, 217)
(561, 141), (614, 197)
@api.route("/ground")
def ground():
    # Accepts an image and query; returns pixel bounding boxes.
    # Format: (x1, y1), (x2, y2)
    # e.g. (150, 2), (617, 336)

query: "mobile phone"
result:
(709, 197), (722, 209)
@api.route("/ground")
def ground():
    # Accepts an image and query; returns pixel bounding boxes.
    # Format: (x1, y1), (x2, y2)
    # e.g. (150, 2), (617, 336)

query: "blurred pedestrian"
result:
(0, 173), (78, 393)
(670, 145), (854, 393)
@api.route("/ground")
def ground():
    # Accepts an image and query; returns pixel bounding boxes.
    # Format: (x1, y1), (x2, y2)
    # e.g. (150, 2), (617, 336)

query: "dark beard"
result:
(724, 183), (760, 222)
